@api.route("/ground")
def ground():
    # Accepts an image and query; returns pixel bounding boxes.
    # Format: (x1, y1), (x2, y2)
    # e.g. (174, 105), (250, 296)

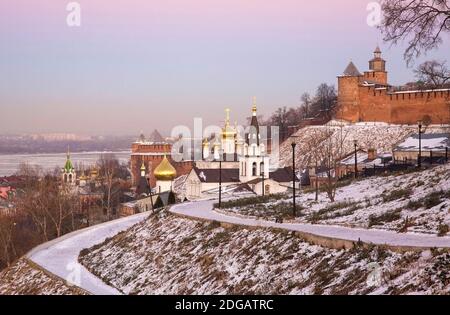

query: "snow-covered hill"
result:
(279, 121), (449, 168)
(222, 164), (450, 235)
(78, 211), (450, 295)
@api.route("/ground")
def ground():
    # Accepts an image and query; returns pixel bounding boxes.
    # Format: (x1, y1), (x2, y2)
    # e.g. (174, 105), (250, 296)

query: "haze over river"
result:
(0, 151), (131, 177)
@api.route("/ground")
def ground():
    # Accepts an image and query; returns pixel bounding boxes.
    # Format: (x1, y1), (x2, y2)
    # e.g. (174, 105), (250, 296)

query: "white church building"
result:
(185, 98), (298, 200)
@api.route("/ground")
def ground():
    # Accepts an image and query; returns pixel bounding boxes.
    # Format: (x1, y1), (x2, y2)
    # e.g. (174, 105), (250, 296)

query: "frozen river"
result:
(0, 151), (131, 176)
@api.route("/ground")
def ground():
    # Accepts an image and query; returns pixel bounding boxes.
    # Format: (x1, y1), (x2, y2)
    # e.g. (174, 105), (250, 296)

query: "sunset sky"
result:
(1, 0), (449, 136)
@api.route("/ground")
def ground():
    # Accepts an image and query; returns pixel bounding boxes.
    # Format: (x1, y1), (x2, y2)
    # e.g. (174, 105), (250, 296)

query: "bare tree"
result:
(0, 216), (17, 267)
(314, 83), (337, 113)
(414, 60), (450, 86)
(97, 154), (128, 219)
(321, 123), (349, 202)
(379, 0), (450, 64)
(302, 128), (332, 201)
(18, 176), (78, 240)
(300, 93), (312, 118)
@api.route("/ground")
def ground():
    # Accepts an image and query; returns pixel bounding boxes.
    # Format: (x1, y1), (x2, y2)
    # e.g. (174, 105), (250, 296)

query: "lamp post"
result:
(418, 121), (423, 168)
(291, 142), (297, 217)
(218, 149), (223, 208)
(261, 167), (265, 197)
(353, 140), (358, 178)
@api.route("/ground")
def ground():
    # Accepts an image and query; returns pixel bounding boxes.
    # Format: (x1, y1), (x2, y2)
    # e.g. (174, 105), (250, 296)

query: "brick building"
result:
(130, 130), (193, 187)
(336, 47), (450, 125)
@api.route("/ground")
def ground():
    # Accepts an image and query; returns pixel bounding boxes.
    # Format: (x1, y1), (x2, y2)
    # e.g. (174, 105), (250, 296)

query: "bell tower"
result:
(366, 46), (388, 85)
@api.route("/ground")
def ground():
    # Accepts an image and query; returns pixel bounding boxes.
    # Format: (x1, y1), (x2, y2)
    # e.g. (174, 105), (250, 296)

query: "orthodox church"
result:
(185, 98), (297, 200)
(61, 148), (76, 185)
(134, 98), (298, 201)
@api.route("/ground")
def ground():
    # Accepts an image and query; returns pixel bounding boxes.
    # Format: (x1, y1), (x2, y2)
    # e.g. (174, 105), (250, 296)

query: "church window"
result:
(252, 162), (257, 176)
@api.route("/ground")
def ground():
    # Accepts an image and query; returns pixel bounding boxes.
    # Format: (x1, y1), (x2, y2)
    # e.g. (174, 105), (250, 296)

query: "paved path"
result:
(27, 212), (149, 295)
(170, 199), (450, 249)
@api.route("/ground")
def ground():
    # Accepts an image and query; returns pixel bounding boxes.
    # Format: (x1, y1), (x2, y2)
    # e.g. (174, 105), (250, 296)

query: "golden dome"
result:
(154, 155), (177, 181)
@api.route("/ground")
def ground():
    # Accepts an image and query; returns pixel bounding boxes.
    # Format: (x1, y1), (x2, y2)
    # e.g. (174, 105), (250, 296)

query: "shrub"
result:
(438, 224), (449, 237)
(423, 191), (443, 209)
(382, 188), (412, 203)
(406, 200), (423, 210)
(307, 201), (361, 223)
(397, 216), (414, 233)
(214, 194), (286, 209)
(368, 208), (402, 227)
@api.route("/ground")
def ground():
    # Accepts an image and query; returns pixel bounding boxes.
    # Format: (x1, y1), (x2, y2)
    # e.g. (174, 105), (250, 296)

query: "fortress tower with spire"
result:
(336, 47), (450, 124)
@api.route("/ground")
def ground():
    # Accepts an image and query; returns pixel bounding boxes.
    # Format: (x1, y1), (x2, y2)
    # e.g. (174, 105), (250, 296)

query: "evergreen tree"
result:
(153, 195), (164, 209)
(168, 191), (176, 205)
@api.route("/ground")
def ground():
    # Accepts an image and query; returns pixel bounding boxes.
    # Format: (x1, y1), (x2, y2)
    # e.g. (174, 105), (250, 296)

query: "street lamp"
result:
(353, 140), (358, 178)
(218, 149), (223, 208)
(291, 141), (297, 217)
(418, 121), (423, 168)
(261, 166), (265, 197)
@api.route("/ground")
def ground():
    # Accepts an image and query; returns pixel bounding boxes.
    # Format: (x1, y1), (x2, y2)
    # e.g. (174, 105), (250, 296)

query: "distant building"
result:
(336, 149), (392, 178)
(393, 133), (450, 161)
(130, 129), (193, 187)
(61, 147), (76, 185)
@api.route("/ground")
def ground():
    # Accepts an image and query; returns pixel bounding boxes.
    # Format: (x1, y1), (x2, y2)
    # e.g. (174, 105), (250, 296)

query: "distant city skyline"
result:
(1, 0), (449, 136)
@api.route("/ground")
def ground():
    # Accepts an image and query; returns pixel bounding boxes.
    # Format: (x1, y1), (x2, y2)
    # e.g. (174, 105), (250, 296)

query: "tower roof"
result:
(154, 155), (177, 181)
(63, 146), (74, 173)
(148, 129), (165, 143)
(247, 97), (260, 145)
(342, 61), (362, 76)
(374, 45), (381, 54)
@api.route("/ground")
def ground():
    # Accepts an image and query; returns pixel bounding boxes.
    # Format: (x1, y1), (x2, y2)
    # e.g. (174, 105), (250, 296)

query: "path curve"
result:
(170, 199), (450, 250)
(27, 212), (149, 295)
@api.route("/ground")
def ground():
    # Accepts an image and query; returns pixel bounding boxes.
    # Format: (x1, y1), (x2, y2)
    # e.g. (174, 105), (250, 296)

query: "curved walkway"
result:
(170, 199), (450, 250)
(27, 212), (149, 295)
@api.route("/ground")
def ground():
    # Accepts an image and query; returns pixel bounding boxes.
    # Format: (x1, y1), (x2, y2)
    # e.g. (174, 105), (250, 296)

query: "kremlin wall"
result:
(336, 47), (450, 125)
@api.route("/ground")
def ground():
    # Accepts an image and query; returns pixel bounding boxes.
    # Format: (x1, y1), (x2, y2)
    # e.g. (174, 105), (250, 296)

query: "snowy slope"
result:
(0, 259), (86, 295)
(26, 211), (149, 295)
(79, 211), (450, 295)
(222, 164), (450, 235)
(279, 122), (449, 168)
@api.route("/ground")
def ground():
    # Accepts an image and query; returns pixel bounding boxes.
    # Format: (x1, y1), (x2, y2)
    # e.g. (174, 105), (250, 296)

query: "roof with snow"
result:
(193, 167), (240, 183)
(394, 133), (450, 152)
(339, 150), (392, 167)
(342, 61), (362, 77)
(269, 167), (298, 183)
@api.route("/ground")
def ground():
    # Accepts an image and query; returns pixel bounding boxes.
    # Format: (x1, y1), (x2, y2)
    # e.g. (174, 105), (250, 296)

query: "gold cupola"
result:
(153, 155), (177, 181)
(221, 108), (237, 139)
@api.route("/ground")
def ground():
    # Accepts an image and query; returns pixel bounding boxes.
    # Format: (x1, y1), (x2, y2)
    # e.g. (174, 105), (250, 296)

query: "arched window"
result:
(68, 174), (73, 183)
(64, 174), (68, 183)
(260, 162), (265, 177)
(252, 162), (257, 176)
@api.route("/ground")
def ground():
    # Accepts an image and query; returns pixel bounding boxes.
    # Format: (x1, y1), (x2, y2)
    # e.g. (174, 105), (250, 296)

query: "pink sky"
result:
(1, 1), (449, 135)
